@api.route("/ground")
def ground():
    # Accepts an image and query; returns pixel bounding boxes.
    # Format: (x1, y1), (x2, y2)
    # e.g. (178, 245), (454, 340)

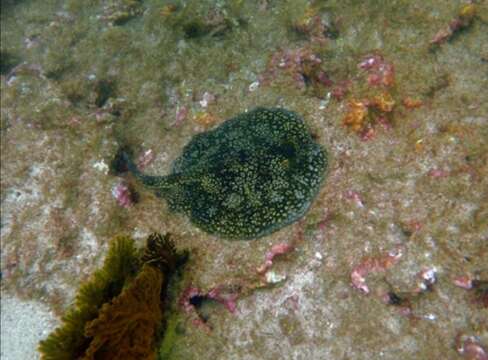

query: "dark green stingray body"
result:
(125, 107), (327, 240)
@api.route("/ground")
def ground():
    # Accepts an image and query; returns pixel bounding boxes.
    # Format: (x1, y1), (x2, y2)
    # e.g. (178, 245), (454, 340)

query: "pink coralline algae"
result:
(351, 246), (403, 294)
(179, 285), (238, 332)
(207, 287), (238, 313)
(137, 149), (154, 170)
(456, 334), (488, 360)
(257, 243), (294, 274)
(376, 115), (392, 131)
(180, 287), (202, 313)
(261, 47), (330, 91)
(453, 275), (473, 290)
(428, 168), (450, 178)
(430, 4), (477, 47)
(111, 182), (135, 208)
(330, 80), (351, 100)
(340, 53), (406, 138)
(359, 127), (376, 142)
(292, 13), (331, 45)
(358, 54), (395, 87)
(455, 279), (488, 308)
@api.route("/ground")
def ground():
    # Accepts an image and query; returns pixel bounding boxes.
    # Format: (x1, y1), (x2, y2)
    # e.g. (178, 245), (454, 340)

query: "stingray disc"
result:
(150, 107), (328, 240)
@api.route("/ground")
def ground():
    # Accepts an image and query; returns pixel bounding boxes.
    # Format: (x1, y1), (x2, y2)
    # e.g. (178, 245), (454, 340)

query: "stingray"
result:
(113, 107), (328, 240)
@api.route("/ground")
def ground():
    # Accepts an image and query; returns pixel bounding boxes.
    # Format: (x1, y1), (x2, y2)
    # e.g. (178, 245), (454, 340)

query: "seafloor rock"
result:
(1, 1), (487, 359)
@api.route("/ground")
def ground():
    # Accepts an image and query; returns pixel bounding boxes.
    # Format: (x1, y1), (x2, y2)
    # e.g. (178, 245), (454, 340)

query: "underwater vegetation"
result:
(112, 107), (328, 240)
(38, 233), (186, 360)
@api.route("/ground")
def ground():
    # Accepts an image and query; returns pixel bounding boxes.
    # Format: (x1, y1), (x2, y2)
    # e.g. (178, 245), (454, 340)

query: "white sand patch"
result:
(1, 295), (58, 360)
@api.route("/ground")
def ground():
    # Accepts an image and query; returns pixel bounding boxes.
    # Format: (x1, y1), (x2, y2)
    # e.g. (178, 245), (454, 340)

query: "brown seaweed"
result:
(38, 235), (140, 360)
(83, 265), (163, 360)
(38, 233), (185, 360)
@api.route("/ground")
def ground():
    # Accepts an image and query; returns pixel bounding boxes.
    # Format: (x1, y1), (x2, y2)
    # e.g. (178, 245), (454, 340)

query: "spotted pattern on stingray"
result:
(116, 107), (328, 240)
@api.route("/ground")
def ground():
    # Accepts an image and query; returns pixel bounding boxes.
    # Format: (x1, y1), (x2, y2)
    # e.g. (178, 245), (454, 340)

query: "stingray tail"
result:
(110, 147), (141, 176)
(111, 147), (170, 191)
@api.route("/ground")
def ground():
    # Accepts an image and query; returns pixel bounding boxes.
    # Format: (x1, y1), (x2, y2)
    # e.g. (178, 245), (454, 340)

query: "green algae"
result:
(157, 312), (183, 360)
(116, 107), (328, 240)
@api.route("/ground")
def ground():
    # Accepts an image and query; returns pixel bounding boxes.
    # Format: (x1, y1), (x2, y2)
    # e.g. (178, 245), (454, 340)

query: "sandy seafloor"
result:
(1, 0), (487, 359)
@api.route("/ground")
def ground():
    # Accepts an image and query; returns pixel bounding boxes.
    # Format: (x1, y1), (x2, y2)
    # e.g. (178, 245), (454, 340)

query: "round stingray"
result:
(135, 107), (328, 240)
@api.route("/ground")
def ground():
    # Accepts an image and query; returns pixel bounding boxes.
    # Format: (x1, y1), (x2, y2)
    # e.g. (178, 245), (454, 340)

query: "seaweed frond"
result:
(77, 234), (140, 311)
(84, 265), (163, 360)
(38, 235), (140, 360)
(141, 233), (188, 273)
(38, 233), (187, 360)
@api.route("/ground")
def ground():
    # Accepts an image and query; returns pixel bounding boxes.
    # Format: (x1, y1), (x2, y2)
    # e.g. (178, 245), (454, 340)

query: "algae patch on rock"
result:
(115, 107), (328, 240)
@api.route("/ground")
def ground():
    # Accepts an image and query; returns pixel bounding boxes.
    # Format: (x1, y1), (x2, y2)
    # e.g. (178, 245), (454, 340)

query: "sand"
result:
(1, 295), (58, 360)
